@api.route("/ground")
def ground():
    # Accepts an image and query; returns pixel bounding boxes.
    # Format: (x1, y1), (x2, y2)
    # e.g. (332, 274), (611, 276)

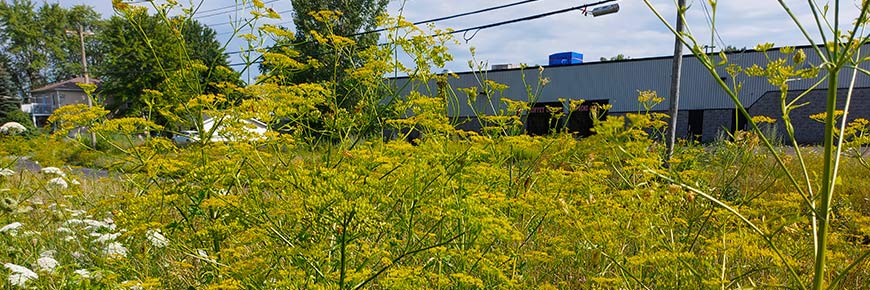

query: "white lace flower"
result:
(40, 250), (56, 257)
(36, 256), (58, 273)
(66, 219), (115, 232)
(4, 263), (37, 287)
(146, 229), (169, 248)
(197, 249), (208, 259)
(0, 168), (14, 177)
(48, 177), (68, 189)
(93, 232), (122, 243)
(64, 209), (86, 217)
(73, 269), (90, 279)
(65, 219), (83, 225)
(0, 122), (26, 135)
(0, 222), (23, 236)
(39, 167), (66, 177)
(103, 242), (128, 258)
(122, 280), (144, 290)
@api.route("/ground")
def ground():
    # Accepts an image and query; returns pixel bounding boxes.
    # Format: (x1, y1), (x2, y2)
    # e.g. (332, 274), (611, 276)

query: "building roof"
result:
(30, 77), (101, 93)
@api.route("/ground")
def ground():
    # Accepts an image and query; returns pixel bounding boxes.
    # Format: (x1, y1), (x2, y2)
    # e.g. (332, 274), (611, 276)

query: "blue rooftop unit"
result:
(549, 52), (584, 66)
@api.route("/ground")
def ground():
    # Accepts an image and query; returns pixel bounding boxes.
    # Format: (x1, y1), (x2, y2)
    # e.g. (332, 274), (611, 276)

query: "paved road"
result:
(12, 157), (110, 178)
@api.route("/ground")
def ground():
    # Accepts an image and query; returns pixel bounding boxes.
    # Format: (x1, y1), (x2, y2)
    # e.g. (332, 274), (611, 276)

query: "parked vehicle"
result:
(172, 130), (199, 144)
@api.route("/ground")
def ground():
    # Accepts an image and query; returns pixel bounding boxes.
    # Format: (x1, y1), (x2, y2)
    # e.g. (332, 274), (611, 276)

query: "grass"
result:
(0, 124), (868, 289)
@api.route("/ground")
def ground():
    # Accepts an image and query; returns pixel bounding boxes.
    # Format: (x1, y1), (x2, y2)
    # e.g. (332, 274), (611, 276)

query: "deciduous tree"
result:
(599, 54), (629, 62)
(0, 0), (103, 99)
(261, 0), (388, 109)
(97, 7), (238, 126)
(0, 58), (34, 132)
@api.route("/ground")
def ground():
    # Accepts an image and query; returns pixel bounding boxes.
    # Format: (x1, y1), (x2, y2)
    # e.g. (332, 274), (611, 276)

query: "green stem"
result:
(339, 211), (355, 290)
(812, 68), (839, 290)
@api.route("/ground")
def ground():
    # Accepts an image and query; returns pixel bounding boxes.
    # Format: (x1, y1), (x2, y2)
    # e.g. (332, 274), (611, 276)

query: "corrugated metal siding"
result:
(394, 44), (870, 117)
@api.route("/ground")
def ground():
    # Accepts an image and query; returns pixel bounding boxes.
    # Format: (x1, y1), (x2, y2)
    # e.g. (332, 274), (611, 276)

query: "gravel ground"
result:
(12, 156), (110, 178)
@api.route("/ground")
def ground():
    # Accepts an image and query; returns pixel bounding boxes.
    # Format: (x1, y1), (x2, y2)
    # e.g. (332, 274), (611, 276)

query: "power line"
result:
(197, 0), (280, 15)
(195, 0), (283, 20)
(699, 0), (727, 50)
(438, 0), (617, 37)
(122, 0), (283, 22)
(221, 0), (603, 55)
(351, 0), (545, 37)
(223, 0), (619, 65)
(206, 8), (293, 27)
(219, 0), (546, 36)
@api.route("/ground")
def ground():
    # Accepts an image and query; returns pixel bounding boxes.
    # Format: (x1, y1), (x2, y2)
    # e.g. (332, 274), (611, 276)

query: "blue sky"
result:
(56, 0), (861, 77)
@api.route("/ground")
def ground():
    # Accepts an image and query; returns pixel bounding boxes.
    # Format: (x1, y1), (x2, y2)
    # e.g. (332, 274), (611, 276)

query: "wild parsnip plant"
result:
(645, 0), (870, 288)
(3, 0), (870, 289)
(458, 52), (549, 137)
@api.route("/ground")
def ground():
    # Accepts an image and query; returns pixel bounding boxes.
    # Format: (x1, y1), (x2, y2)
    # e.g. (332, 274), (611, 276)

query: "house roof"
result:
(30, 77), (101, 93)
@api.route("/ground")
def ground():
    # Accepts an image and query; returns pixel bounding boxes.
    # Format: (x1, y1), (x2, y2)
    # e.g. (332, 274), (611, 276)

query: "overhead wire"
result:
(208, 9), (293, 27)
(196, 0), (283, 20)
(120, 0), (274, 18)
(120, 0), (285, 24)
(350, 0), (544, 37)
(438, 0), (616, 37)
(695, 0), (748, 69)
(197, 0), (280, 16)
(217, 0), (547, 36)
(223, 0), (619, 66)
(220, 0), (554, 56)
(699, 0), (727, 50)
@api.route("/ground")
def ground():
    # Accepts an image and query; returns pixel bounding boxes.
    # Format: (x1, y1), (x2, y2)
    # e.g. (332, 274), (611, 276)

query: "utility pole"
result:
(666, 0), (686, 162)
(67, 24), (96, 148)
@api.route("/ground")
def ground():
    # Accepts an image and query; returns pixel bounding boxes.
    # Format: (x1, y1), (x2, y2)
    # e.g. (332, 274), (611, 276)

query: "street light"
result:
(590, 3), (619, 17)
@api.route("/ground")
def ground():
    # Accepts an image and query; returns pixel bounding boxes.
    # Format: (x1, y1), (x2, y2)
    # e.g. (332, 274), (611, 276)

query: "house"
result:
(21, 77), (100, 127)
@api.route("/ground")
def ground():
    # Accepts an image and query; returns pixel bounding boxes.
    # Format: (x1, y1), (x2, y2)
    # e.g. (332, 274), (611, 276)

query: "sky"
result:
(54, 0), (862, 78)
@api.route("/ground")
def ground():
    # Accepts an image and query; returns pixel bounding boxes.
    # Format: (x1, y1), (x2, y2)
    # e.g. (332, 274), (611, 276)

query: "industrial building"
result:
(396, 45), (870, 143)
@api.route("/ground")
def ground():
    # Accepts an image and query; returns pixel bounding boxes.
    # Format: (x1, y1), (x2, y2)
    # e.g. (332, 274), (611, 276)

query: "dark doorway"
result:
(567, 99), (609, 137)
(687, 110), (703, 142)
(526, 102), (563, 135)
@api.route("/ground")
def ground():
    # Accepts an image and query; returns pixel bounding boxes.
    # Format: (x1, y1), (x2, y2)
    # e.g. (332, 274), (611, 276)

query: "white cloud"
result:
(53, 0), (864, 74)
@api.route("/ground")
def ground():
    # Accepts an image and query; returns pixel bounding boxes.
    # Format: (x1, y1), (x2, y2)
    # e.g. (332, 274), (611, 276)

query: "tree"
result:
(0, 58), (34, 132)
(599, 54), (630, 62)
(0, 59), (19, 119)
(722, 45), (745, 52)
(261, 0), (389, 108)
(0, 0), (103, 100)
(97, 7), (238, 126)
